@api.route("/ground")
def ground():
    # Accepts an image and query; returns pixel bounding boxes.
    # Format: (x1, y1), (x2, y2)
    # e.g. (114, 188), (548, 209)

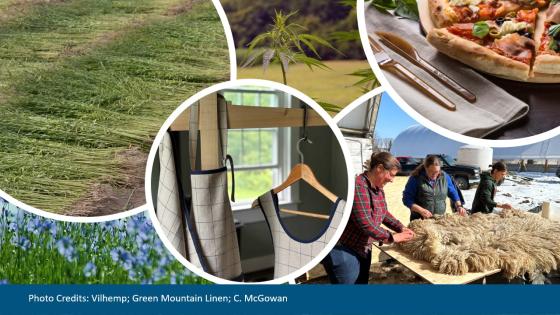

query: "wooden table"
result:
(374, 244), (501, 284)
(483, 76), (560, 140)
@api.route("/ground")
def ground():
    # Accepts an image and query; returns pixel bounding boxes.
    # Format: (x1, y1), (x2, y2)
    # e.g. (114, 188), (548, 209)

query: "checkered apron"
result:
(157, 96), (242, 281)
(256, 191), (345, 279)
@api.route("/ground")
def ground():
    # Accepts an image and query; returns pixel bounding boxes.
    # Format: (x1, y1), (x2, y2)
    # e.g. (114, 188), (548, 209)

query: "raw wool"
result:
(397, 210), (560, 279)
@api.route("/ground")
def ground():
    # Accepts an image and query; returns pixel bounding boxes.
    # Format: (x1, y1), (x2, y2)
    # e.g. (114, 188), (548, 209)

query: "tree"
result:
(242, 10), (340, 85)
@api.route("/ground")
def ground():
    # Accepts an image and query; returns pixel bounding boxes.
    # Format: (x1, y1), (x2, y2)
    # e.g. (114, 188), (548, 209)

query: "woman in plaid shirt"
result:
(322, 152), (414, 284)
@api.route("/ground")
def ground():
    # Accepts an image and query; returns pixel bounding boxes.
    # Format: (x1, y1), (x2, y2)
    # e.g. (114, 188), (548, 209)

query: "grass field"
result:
(237, 60), (372, 112)
(0, 0), (230, 213)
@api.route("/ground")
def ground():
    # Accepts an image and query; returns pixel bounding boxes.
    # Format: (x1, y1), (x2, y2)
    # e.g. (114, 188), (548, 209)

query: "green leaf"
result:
(247, 33), (270, 51)
(394, 0), (419, 20)
(548, 24), (560, 38)
(278, 52), (292, 72)
(293, 54), (330, 71)
(299, 33), (339, 51)
(262, 49), (275, 72)
(549, 39), (559, 52)
(241, 50), (264, 68)
(473, 21), (490, 39)
(338, 0), (357, 8)
(298, 37), (320, 57)
(371, 0), (398, 11)
(330, 31), (361, 42)
(316, 101), (342, 113)
(348, 68), (379, 92)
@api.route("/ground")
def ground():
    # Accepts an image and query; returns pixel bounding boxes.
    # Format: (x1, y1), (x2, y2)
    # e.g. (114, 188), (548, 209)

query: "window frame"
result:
(222, 88), (292, 210)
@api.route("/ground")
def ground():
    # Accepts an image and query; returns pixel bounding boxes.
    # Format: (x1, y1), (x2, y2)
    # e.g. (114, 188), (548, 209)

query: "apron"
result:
(256, 191), (346, 279)
(157, 96), (242, 281)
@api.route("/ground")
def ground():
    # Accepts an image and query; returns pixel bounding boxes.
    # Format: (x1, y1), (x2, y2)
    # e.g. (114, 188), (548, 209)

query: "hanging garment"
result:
(156, 96), (242, 281)
(256, 191), (346, 279)
(156, 133), (187, 258)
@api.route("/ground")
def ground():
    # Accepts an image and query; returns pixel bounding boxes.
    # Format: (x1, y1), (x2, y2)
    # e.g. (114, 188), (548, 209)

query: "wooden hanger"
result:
(272, 137), (337, 202)
(279, 208), (329, 220)
(250, 138), (338, 210)
(272, 163), (338, 203)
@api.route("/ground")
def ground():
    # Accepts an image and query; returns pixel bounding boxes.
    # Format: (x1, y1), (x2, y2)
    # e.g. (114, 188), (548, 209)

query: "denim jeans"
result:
(322, 245), (371, 284)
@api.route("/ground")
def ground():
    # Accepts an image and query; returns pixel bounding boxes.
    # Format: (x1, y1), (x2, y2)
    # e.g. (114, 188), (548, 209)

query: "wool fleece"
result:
(397, 210), (560, 279)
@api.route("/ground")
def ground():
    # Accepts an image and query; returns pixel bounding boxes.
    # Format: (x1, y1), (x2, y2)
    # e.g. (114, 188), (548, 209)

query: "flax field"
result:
(0, 197), (208, 284)
(0, 0), (230, 214)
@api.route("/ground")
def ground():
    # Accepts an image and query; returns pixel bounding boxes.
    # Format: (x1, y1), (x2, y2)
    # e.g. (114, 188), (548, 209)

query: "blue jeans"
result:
(322, 245), (371, 284)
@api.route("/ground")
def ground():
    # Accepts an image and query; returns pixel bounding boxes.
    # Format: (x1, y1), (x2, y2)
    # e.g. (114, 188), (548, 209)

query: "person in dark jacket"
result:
(402, 155), (466, 221)
(471, 161), (512, 214)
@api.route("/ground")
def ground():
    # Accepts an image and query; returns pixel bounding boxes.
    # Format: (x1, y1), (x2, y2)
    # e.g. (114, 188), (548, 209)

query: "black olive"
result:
(517, 30), (532, 38)
(496, 17), (505, 25)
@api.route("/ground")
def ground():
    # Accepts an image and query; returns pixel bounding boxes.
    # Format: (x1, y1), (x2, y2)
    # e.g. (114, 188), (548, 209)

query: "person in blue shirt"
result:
(402, 155), (466, 221)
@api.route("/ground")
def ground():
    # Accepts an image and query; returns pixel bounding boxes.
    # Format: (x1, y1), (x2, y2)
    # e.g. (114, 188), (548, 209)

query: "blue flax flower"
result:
(110, 247), (135, 271)
(83, 262), (96, 277)
(56, 237), (77, 262)
(11, 235), (31, 251)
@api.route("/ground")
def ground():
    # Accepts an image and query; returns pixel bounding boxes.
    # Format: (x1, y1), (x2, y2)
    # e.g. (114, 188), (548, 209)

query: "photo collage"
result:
(0, 0), (559, 292)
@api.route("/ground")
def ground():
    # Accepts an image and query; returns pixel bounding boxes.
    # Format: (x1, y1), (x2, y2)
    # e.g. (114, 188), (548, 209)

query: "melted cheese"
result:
(499, 21), (529, 36)
(469, 4), (480, 13)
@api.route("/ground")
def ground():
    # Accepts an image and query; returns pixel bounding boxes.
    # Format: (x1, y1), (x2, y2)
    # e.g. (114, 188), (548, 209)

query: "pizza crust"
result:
(429, 0), (459, 27)
(427, 28), (530, 80)
(534, 53), (560, 74)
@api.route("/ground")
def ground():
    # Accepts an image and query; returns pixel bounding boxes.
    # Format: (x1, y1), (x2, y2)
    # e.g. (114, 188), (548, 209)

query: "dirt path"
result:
(302, 260), (427, 284)
(63, 147), (147, 217)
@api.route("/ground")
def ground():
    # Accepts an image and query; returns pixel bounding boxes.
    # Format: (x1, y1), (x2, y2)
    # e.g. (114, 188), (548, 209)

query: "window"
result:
(223, 87), (291, 209)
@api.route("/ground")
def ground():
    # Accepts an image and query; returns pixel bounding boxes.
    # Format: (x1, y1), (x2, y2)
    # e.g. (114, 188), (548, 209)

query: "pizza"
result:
(426, 0), (560, 80)
(534, 1), (560, 74)
(429, 0), (546, 27)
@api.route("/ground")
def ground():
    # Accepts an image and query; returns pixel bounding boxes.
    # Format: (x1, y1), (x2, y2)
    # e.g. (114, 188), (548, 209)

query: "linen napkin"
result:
(366, 5), (530, 138)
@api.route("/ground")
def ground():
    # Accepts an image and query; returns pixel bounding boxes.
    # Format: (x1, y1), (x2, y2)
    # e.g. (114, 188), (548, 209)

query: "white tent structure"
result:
(391, 125), (560, 160)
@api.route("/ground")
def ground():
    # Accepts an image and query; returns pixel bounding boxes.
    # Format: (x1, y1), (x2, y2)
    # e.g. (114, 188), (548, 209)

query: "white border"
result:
(356, 0), (560, 148)
(334, 86), (385, 123)
(0, 0), (238, 223)
(212, 0), (237, 81)
(144, 79), (355, 284)
(0, 188), (145, 223)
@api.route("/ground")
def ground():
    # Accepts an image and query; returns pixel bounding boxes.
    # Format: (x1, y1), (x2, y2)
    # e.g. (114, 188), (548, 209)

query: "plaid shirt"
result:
(338, 173), (404, 258)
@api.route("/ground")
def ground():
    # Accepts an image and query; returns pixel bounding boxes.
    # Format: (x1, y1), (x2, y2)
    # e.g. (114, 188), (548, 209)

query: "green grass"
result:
(238, 60), (371, 111)
(0, 0), (230, 212)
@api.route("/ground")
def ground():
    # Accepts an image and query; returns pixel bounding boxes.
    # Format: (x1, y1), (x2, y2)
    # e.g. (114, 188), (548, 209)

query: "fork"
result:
(368, 35), (456, 111)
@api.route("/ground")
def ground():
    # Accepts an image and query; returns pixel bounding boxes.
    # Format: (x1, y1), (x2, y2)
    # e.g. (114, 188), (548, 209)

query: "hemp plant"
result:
(329, 0), (380, 93)
(242, 10), (340, 85)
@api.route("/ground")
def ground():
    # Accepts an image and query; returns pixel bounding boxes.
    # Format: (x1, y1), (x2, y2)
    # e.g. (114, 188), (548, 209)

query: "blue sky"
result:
(375, 93), (417, 139)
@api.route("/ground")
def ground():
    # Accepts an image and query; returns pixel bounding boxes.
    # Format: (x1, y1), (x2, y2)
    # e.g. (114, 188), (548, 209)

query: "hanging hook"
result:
(297, 137), (313, 164)
(297, 105), (312, 164)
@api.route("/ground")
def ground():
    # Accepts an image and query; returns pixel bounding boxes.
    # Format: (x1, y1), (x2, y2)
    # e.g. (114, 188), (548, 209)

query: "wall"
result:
(345, 137), (374, 175)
